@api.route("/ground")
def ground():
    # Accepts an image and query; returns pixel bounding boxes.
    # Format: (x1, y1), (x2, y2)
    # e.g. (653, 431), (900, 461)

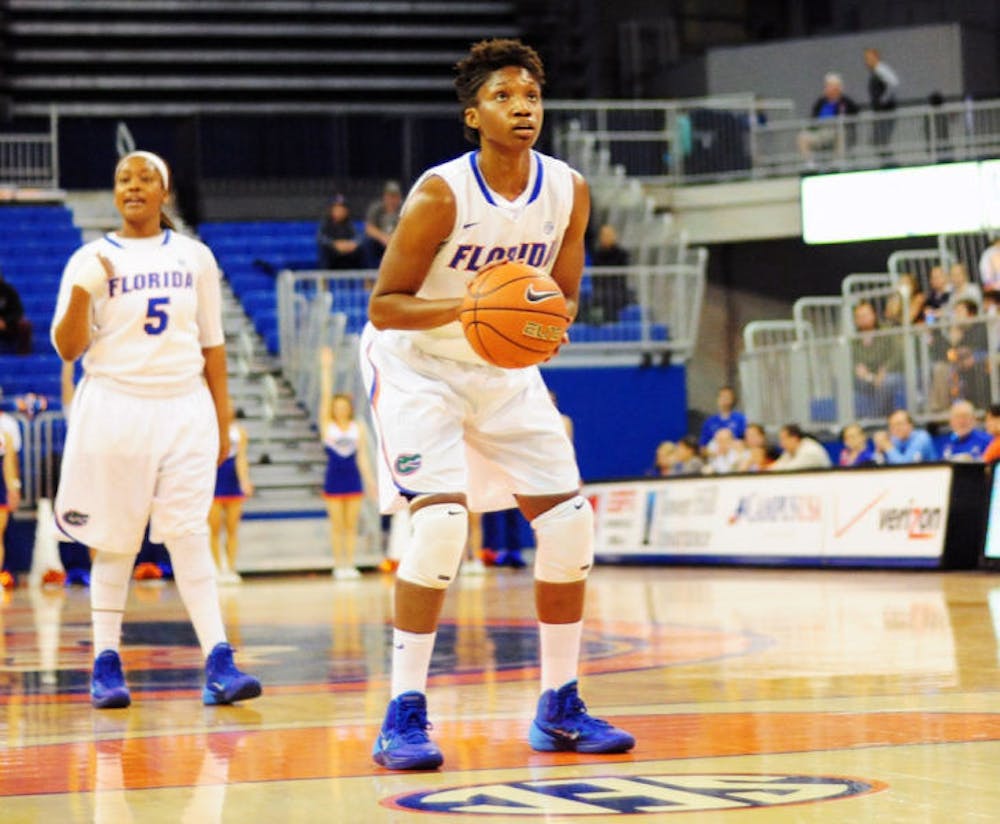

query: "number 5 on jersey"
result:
(144, 296), (170, 335)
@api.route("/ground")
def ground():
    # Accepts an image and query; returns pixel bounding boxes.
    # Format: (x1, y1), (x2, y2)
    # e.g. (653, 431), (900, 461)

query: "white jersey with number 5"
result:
(382, 148), (575, 365)
(51, 229), (224, 395)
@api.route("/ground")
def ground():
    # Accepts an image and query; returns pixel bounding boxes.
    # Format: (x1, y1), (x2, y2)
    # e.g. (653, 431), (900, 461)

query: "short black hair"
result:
(988, 404), (1000, 418)
(454, 38), (545, 145)
(781, 423), (803, 440)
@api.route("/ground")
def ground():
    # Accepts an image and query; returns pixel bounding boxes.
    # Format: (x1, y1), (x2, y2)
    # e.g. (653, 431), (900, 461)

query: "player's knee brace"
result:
(396, 502), (469, 589)
(532, 495), (594, 584)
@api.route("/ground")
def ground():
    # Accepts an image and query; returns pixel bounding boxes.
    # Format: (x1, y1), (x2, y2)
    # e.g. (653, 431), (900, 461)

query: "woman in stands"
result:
(0, 426), (22, 589)
(319, 346), (374, 580)
(50, 150), (260, 708)
(209, 399), (253, 584)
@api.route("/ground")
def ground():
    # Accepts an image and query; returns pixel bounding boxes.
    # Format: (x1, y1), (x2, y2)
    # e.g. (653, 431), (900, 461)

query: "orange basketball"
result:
(460, 261), (570, 368)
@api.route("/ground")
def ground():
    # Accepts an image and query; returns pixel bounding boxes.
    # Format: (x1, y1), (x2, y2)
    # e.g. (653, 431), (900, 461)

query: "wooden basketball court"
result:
(3, 563), (1000, 821)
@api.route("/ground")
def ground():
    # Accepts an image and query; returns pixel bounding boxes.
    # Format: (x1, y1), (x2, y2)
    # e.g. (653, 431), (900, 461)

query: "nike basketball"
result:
(459, 261), (570, 368)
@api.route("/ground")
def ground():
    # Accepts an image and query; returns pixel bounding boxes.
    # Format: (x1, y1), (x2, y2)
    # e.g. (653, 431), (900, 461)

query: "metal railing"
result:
(0, 109), (60, 190)
(556, 97), (1000, 186)
(741, 303), (1000, 432)
(276, 257), (706, 375)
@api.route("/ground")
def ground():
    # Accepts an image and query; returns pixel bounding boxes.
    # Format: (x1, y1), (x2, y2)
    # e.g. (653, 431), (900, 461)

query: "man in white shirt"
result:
(768, 424), (832, 471)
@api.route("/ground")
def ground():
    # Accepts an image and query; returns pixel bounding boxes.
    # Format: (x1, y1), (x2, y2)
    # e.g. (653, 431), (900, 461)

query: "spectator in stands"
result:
(923, 265), (952, 324)
(851, 300), (903, 418)
(979, 238), (1000, 292)
(669, 435), (704, 476)
(768, 424), (832, 471)
(0, 268), (33, 355)
(982, 404), (1000, 465)
(863, 48), (899, 160)
(941, 400), (992, 461)
(872, 409), (937, 464)
(704, 427), (744, 474)
(737, 423), (774, 471)
(647, 440), (675, 476)
(947, 262), (981, 310)
(897, 272), (927, 325)
(317, 193), (364, 270)
(930, 299), (989, 411)
(362, 180), (403, 268)
(586, 223), (630, 324)
(796, 73), (860, 169)
(699, 386), (747, 450)
(882, 291), (905, 327)
(0, 423), (22, 589)
(984, 289), (1000, 317)
(839, 423), (876, 467)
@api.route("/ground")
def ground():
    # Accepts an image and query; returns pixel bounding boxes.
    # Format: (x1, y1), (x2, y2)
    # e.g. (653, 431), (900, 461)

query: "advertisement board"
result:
(587, 465), (953, 566)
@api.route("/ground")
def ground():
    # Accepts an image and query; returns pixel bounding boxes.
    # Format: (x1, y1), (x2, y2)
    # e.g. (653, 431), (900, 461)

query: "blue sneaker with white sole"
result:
(529, 680), (635, 753)
(91, 649), (131, 709)
(372, 691), (444, 770)
(202, 642), (262, 706)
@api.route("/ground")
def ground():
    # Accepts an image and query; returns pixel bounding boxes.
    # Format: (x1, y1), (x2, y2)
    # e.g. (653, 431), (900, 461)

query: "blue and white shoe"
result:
(372, 691), (443, 770)
(529, 680), (635, 753)
(91, 649), (131, 709)
(202, 642), (262, 706)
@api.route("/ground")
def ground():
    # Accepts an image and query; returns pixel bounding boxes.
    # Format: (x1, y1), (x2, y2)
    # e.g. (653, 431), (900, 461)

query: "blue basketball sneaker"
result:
(91, 649), (131, 709)
(529, 680), (635, 753)
(202, 642), (262, 706)
(372, 691), (444, 770)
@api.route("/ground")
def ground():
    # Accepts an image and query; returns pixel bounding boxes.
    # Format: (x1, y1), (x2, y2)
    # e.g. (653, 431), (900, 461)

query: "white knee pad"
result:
(532, 495), (594, 584)
(397, 503), (469, 589)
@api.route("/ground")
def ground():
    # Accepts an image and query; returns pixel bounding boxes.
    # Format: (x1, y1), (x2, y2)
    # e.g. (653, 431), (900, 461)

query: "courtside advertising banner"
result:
(587, 466), (952, 564)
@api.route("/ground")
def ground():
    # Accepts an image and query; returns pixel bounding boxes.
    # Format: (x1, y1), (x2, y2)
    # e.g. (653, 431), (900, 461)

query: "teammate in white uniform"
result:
(51, 151), (260, 709)
(363, 38), (634, 770)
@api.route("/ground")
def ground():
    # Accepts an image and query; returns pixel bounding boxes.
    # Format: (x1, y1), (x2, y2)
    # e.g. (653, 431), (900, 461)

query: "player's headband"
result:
(116, 150), (170, 191)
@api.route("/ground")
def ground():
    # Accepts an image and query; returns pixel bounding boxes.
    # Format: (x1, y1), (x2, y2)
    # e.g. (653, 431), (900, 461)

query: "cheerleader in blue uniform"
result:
(319, 347), (374, 580)
(209, 401), (253, 584)
(0, 427), (22, 589)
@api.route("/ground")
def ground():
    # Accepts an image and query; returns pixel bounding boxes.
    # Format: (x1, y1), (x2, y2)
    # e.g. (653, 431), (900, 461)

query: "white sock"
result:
(538, 620), (583, 693)
(90, 551), (134, 656)
(168, 533), (227, 657)
(391, 628), (437, 698)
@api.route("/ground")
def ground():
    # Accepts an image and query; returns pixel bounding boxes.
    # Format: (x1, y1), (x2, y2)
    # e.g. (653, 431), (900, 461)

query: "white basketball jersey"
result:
(383, 149), (576, 365)
(51, 230), (225, 395)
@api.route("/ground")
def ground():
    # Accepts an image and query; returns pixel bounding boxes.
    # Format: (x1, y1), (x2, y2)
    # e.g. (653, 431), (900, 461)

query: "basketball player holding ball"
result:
(362, 38), (634, 770)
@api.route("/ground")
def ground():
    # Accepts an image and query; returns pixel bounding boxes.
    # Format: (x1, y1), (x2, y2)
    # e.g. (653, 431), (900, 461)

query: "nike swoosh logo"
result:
(462, 221), (479, 229)
(446, 509), (464, 516)
(573, 501), (585, 509)
(525, 285), (561, 303)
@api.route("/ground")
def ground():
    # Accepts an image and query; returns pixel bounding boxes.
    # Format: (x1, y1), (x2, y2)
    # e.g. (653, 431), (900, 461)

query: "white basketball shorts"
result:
(360, 325), (580, 514)
(54, 376), (219, 554)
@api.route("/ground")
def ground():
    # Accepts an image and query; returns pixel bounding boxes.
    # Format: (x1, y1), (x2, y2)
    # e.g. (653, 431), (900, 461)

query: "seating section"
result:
(3, 0), (518, 107)
(0, 204), (80, 407)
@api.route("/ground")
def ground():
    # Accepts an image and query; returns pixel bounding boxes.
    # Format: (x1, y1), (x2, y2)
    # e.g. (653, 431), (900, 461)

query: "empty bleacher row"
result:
(740, 230), (999, 433)
(1, 0), (519, 107)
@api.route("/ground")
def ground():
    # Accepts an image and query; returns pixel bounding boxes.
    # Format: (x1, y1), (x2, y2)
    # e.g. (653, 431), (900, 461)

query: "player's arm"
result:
(202, 345), (231, 466)
(547, 171), (591, 323)
(355, 424), (377, 496)
(368, 176), (461, 330)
